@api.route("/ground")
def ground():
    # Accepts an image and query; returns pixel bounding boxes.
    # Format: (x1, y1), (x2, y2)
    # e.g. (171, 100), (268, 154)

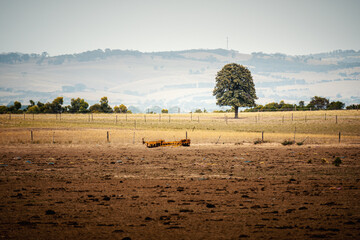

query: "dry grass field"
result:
(0, 110), (359, 145)
(0, 110), (360, 239)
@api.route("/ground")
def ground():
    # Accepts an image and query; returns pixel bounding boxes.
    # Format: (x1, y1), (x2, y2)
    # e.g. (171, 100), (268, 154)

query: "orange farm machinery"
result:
(142, 138), (190, 148)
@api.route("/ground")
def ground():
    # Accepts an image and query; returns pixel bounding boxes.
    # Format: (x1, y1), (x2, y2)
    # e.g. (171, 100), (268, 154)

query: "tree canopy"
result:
(213, 63), (257, 118)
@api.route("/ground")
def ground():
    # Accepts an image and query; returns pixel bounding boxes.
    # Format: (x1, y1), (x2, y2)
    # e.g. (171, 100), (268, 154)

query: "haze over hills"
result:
(0, 48), (359, 113)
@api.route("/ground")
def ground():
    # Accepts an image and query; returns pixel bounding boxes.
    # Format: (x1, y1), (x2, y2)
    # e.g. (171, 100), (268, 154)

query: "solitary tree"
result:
(213, 63), (257, 118)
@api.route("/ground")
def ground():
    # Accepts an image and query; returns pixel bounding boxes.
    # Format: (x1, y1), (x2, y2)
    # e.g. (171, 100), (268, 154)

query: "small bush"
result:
(333, 157), (342, 167)
(282, 140), (294, 146)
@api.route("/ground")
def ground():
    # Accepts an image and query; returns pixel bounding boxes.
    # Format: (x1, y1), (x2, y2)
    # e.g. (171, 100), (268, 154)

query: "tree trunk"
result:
(234, 106), (239, 119)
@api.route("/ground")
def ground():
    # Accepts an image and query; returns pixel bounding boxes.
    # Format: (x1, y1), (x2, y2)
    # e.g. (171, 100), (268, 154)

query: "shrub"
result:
(281, 140), (294, 146)
(333, 157), (342, 167)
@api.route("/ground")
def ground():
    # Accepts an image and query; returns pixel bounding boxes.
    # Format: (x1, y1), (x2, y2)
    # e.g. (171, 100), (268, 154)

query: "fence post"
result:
(262, 131), (264, 142)
(91, 114), (93, 121)
(325, 113), (326, 120)
(30, 130), (33, 143)
(133, 132), (135, 144)
(339, 132), (341, 143)
(225, 115), (228, 124)
(186, 131), (188, 139)
(107, 131), (110, 142)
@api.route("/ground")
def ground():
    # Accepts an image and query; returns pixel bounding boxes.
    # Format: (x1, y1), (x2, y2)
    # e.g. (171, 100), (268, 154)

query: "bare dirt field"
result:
(0, 143), (359, 239)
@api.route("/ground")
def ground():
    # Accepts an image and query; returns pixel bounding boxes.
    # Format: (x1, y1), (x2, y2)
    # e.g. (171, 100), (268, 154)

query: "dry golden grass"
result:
(0, 110), (359, 145)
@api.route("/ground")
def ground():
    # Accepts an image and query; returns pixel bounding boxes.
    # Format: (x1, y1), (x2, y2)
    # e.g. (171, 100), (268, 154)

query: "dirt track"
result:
(0, 143), (359, 239)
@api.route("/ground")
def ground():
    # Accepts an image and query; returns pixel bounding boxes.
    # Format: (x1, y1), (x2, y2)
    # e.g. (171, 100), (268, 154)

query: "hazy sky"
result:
(1, 0), (359, 56)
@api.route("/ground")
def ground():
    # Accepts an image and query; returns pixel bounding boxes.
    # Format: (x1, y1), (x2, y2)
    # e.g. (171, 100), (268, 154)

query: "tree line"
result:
(0, 97), (131, 114)
(243, 96), (356, 112)
(0, 95), (358, 115)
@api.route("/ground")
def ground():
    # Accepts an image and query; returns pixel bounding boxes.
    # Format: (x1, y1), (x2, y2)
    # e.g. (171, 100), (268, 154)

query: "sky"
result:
(0, 0), (360, 56)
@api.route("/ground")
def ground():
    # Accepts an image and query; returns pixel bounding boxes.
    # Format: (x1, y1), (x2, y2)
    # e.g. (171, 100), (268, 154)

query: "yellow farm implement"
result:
(142, 138), (190, 148)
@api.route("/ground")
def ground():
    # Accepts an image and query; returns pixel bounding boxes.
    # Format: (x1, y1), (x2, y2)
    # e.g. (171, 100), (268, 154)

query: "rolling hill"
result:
(0, 48), (359, 112)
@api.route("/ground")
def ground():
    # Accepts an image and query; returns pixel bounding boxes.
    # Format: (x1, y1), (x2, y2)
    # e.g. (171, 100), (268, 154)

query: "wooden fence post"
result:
(186, 131), (188, 139)
(262, 131), (264, 142)
(31, 130), (33, 143)
(339, 132), (341, 143)
(107, 131), (110, 142)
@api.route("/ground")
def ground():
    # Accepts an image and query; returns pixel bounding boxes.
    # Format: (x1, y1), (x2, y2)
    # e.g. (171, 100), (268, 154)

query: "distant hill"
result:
(0, 48), (359, 112)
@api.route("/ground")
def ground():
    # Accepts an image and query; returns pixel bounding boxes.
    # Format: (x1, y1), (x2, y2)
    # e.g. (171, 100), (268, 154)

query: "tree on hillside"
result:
(307, 96), (329, 110)
(213, 63), (257, 118)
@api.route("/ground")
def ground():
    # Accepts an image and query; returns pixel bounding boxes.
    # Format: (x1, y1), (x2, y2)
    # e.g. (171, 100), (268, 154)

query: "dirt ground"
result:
(0, 143), (359, 239)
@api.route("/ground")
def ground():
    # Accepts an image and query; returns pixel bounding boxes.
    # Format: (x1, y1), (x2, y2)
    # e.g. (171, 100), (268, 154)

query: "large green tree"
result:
(213, 63), (257, 118)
